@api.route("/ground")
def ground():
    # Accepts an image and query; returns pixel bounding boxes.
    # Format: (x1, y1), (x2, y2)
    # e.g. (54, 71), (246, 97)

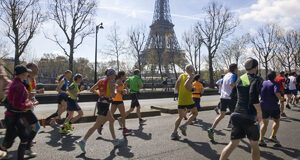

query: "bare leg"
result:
(173, 109), (185, 132)
(271, 118), (280, 137)
(83, 115), (106, 141)
(125, 108), (134, 117)
(260, 119), (269, 140)
(211, 111), (226, 129)
(107, 110), (116, 139)
(70, 110), (83, 123)
(183, 107), (198, 126)
(250, 140), (260, 160)
(136, 106), (141, 119)
(118, 103), (126, 128)
(219, 139), (240, 160)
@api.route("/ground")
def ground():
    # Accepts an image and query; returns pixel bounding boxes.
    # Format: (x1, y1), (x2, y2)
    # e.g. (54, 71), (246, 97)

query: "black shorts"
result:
(284, 88), (290, 94)
(67, 98), (81, 111)
(220, 99), (235, 112)
(58, 95), (68, 104)
(22, 110), (38, 125)
(230, 113), (259, 141)
(130, 93), (140, 108)
(178, 104), (196, 110)
(97, 102), (110, 116)
(112, 101), (124, 105)
(262, 109), (280, 119)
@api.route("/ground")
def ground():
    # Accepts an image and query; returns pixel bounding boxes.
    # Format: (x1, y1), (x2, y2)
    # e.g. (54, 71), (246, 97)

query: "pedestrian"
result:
(171, 64), (198, 140)
(192, 74), (204, 112)
(208, 64), (238, 141)
(274, 71), (287, 117)
(123, 69), (146, 125)
(214, 74), (225, 115)
(288, 72), (298, 106)
(259, 71), (283, 147)
(0, 65), (33, 160)
(76, 69), (124, 153)
(219, 58), (263, 160)
(284, 73), (291, 109)
(42, 70), (72, 127)
(59, 74), (84, 134)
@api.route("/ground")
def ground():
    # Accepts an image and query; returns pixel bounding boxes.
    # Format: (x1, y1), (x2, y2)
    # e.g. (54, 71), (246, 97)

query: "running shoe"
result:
(280, 112), (287, 117)
(259, 140), (267, 147)
(97, 126), (103, 135)
(50, 120), (58, 127)
(59, 128), (70, 134)
(112, 138), (124, 147)
(122, 128), (132, 135)
(25, 150), (37, 158)
(207, 128), (215, 141)
(286, 104), (291, 109)
(184, 116), (188, 120)
(0, 119), (6, 129)
(65, 122), (74, 131)
(76, 140), (86, 153)
(227, 123), (233, 128)
(214, 107), (219, 115)
(41, 119), (46, 128)
(171, 132), (181, 140)
(117, 117), (122, 128)
(179, 125), (187, 136)
(269, 136), (280, 144)
(139, 119), (147, 124)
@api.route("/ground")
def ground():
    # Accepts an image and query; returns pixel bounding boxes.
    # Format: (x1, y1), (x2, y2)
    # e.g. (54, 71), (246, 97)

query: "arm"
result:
(90, 81), (99, 95)
(109, 80), (116, 98)
(56, 80), (67, 95)
(184, 74), (194, 91)
(11, 84), (31, 111)
(175, 75), (181, 91)
(138, 79), (143, 89)
(253, 103), (262, 125)
(230, 74), (237, 87)
(68, 85), (78, 97)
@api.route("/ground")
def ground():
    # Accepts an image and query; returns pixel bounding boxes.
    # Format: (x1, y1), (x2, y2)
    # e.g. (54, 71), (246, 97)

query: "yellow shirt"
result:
(192, 81), (203, 98)
(178, 74), (194, 106)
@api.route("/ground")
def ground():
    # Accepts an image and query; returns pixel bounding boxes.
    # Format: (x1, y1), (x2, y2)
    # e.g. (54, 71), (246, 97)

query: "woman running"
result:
(98, 71), (132, 135)
(59, 74), (84, 133)
(76, 69), (124, 153)
(42, 70), (72, 127)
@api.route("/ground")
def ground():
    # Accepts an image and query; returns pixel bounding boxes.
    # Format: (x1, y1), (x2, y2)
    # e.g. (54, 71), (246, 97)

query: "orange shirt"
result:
(192, 81), (203, 98)
(112, 82), (125, 102)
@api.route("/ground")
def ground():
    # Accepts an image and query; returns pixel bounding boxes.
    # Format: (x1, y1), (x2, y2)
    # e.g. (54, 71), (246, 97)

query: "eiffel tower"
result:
(142, 0), (185, 79)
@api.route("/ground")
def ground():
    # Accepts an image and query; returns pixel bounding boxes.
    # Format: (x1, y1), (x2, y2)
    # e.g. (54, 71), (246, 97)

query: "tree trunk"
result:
(194, 53), (197, 73)
(265, 60), (268, 80)
(208, 54), (214, 88)
(14, 35), (20, 68)
(137, 51), (141, 73)
(69, 47), (74, 72)
(117, 55), (120, 72)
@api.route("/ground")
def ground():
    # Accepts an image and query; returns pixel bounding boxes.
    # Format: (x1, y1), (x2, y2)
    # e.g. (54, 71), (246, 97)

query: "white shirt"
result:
(220, 73), (236, 99)
(289, 76), (297, 90)
(216, 79), (222, 94)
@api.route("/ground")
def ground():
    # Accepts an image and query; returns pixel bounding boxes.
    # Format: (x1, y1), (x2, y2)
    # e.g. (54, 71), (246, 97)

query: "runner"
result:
(0, 65), (33, 160)
(207, 64), (238, 141)
(192, 74), (204, 116)
(274, 71), (287, 117)
(220, 58), (263, 160)
(59, 74), (84, 134)
(297, 74), (300, 104)
(284, 73), (291, 109)
(259, 71), (283, 147)
(215, 75), (225, 115)
(42, 70), (72, 127)
(124, 69), (146, 125)
(288, 72), (298, 106)
(76, 69), (124, 153)
(171, 64), (198, 140)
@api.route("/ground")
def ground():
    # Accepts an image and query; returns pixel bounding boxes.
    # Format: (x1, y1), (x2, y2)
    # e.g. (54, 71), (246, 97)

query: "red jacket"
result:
(5, 77), (30, 116)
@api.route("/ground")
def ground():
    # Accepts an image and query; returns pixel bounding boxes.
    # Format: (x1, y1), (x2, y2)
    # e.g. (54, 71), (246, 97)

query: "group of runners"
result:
(0, 57), (299, 159)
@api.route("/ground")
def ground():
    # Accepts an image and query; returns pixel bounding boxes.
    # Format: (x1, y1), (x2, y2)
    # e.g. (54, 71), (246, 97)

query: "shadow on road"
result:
(40, 127), (62, 147)
(178, 138), (221, 160)
(104, 137), (134, 160)
(76, 153), (100, 160)
(59, 134), (81, 152)
(125, 124), (152, 140)
(190, 119), (226, 136)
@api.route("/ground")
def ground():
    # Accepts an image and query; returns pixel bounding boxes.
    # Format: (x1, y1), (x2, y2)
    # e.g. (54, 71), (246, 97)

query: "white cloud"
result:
(240, 0), (300, 29)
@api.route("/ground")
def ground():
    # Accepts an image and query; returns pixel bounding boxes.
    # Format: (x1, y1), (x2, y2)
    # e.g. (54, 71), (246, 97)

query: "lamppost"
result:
(94, 23), (104, 84)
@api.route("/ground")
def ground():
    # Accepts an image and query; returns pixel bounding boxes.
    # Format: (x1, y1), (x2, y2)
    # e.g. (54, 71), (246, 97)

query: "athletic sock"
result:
(17, 143), (27, 160)
(271, 131), (276, 137)
(260, 136), (264, 141)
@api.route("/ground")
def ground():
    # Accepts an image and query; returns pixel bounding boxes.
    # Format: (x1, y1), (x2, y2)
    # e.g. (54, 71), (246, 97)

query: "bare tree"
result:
(0, 0), (44, 67)
(0, 39), (10, 59)
(195, 2), (238, 88)
(251, 23), (280, 79)
(128, 24), (147, 73)
(46, 0), (96, 71)
(106, 22), (127, 72)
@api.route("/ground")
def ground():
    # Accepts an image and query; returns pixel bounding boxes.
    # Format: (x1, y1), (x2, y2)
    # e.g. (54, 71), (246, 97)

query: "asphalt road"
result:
(1, 104), (300, 160)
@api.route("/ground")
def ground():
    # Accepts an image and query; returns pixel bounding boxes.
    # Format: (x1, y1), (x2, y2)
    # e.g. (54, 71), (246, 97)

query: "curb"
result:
(150, 105), (217, 114)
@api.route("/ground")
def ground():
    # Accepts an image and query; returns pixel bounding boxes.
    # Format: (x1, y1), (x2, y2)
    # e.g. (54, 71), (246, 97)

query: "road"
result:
(1, 104), (300, 160)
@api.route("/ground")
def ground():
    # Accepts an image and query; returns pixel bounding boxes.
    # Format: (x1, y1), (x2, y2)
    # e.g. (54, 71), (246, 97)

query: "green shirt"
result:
(126, 75), (142, 94)
(68, 82), (79, 100)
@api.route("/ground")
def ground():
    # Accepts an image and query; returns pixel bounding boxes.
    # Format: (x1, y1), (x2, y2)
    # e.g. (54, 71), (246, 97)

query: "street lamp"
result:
(94, 22), (104, 84)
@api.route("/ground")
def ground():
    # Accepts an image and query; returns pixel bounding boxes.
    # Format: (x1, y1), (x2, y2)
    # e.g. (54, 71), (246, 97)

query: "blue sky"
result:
(1, 0), (300, 63)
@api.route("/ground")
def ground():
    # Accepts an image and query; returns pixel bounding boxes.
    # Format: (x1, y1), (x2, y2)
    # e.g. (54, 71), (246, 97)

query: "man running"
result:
(59, 74), (84, 134)
(42, 70), (72, 127)
(171, 64), (198, 140)
(220, 58), (263, 160)
(274, 71), (287, 117)
(192, 74), (204, 113)
(208, 64), (238, 141)
(259, 71), (283, 147)
(124, 69), (146, 125)
(285, 73), (291, 109)
(76, 69), (124, 153)
(288, 72), (298, 106)
(214, 75), (225, 114)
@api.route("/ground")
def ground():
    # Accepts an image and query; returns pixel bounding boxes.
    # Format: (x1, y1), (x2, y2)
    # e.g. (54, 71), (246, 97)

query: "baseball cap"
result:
(244, 58), (258, 71)
(15, 65), (32, 75)
(106, 69), (116, 76)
